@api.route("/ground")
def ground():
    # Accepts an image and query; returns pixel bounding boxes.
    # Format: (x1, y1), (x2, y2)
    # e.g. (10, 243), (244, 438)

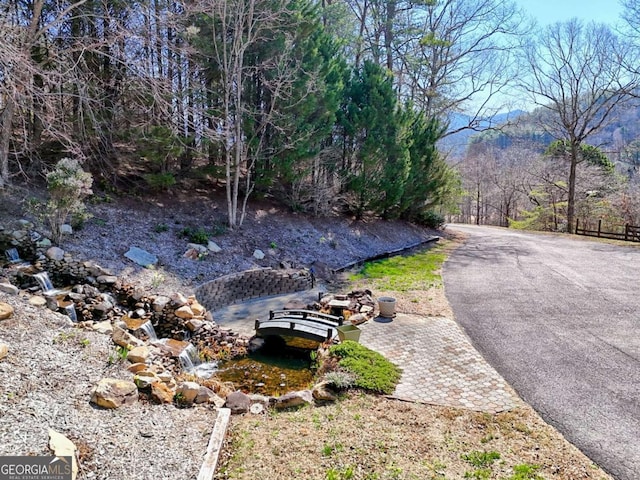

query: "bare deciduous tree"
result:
(520, 19), (640, 232)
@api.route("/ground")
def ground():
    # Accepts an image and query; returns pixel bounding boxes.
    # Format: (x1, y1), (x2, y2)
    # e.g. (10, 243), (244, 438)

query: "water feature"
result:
(64, 303), (78, 322)
(215, 336), (318, 396)
(5, 248), (20, 263)
(139, 321), (158, 342)
(33, 271), (55, 293)
(178, 343), (202, 371)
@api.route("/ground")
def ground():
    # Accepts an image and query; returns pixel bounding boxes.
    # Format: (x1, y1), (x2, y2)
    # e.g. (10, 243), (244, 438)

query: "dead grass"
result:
(215, 394), (610, 480)
(214, 231), (612, 480)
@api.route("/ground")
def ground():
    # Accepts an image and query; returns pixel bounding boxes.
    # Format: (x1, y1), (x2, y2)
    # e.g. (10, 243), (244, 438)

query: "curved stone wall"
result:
(194, 268), (313, 312)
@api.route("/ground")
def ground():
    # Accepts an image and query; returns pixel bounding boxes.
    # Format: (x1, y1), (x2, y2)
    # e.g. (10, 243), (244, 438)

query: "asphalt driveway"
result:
(443, 224), (640, 480)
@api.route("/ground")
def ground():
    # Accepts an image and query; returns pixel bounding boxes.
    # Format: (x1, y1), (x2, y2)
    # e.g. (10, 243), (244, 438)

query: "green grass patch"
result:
(329, 341), (402, 395)
(349, 243), (447, 292)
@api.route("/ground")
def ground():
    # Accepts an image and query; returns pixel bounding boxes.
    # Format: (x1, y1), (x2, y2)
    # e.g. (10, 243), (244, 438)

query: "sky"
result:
(514, 0), (624, 27)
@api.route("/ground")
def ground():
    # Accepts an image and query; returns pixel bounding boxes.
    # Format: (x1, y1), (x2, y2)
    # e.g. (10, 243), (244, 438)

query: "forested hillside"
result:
(5, 1), (640, 235)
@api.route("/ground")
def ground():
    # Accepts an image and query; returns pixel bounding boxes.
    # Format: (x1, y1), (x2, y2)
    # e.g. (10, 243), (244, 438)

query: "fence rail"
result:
(575, 219), (640, 242)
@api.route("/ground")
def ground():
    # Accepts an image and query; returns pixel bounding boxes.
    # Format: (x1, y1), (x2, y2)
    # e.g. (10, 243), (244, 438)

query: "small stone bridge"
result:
(255, 309), (344, 343)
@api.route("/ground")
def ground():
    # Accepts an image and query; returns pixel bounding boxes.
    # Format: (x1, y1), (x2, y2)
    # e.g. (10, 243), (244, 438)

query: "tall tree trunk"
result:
(0, 98), (15, 187)
(567, 141), (578, 233)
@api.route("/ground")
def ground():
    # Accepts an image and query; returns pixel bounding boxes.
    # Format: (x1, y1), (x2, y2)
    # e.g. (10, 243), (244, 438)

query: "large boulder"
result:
(124, 247), (158, 268)
(90, 378), (138, 408)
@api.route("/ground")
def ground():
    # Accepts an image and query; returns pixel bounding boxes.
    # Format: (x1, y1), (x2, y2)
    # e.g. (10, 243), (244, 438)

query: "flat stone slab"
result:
(358, 314), (520, 413)
(124, 247), (158, 267)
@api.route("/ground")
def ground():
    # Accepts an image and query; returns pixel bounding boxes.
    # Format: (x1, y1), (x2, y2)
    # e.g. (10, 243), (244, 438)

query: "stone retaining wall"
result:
(195, 268), (313, 312)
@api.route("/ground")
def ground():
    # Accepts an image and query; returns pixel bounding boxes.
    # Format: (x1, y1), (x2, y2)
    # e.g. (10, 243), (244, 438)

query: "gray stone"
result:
(124, 247), (158, 267)
(97, 275), (118, 284)
(253, 249), (265, 260)
(18, 219), (33, 228)
(12, 230), (27, 240)
(275, 390), (314, 410)
(60, 224), (73, 235)
(0, 283), (18, 295)
(36, 238), (52, 248)
(46, 246), (65, 261)
(187, 243), (208, 253)
(249, 403), (265, 414)
(225, 390), (251, 414)
(152, 296), (171, 313)
(207, 240), (222, 253)
(195, 386), (223, 405)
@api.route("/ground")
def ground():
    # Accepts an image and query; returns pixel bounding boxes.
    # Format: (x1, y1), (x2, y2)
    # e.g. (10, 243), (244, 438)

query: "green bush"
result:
(179, 226), (210, 245)
(415, 210), (445, 229)
(329, 341), (401, 394)
(144, 172), (176, 191)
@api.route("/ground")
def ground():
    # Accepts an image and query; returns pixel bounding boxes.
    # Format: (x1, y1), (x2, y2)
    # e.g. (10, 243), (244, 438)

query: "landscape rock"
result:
(185, 319), (204, 332)
(36, 238), (52, 248)
(124, 246), (158, 267)
(92, 320), (113, 334)
(28, 296), (47, 307)
(90, 378), (138, 408)
(0, 343), (8, 360)
(187, 243), (208, 253)
(60, 224), (73, 235)
(150, 381), (175, 404)
(225, 390), (251, 414)
(174, 305), (194, 319)
(275, 390), (314, 410)
(127, 362), (148, 374)
(46, 246), (65, 261)
(207, 240), (222, 253)
(152, 296), (170, 312)
(170, 292), (189, 307)
(134, 371), (161, 389)
(48, 429), (78, 480)
(12, 230), (27, 240)
(253, 249), (265, 260)
(194, 386), (221, 405)
(0, 283), (18, 295)
(0, 302), (14, 320)
(127, 345), (150, 363)
(97, 275), (118, 285)
(190, 300), (205, 316)
(312, 381), (338, 402)
(112, 326), (144, 349)
(176, 381), (201, 405)
(249, 403), (265, 415)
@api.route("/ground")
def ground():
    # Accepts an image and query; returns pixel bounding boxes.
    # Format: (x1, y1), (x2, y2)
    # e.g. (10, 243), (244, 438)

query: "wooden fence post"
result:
(575, 218), (579, 234)
(598, 219), (602, 237)
(625, 224), (629, 241)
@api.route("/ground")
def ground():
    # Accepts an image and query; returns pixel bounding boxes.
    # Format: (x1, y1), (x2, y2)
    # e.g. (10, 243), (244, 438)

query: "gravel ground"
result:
(0, 188), (440, 480)
(59, 193), (437, 298)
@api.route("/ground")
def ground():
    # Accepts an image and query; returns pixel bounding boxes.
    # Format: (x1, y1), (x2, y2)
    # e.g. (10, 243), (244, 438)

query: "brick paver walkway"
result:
(359, 314), (519, 413)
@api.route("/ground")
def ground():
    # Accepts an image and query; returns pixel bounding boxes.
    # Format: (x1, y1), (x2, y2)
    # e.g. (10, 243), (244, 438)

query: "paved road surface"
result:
(443, 225), (640, 480)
